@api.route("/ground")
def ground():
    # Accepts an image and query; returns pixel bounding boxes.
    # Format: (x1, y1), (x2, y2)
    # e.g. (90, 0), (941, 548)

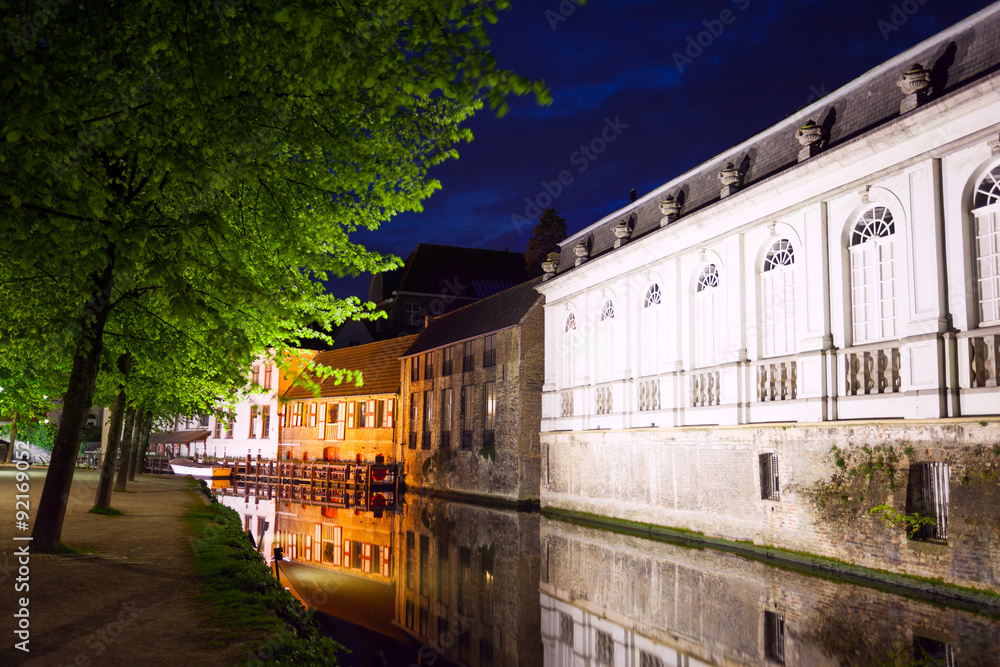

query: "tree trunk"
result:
(94, 390), (127, 510)
(114, 405), (138, 491)
(32, 265), (115, 551)
(131, 409), (153, 480)
(2, 412), (18, 465)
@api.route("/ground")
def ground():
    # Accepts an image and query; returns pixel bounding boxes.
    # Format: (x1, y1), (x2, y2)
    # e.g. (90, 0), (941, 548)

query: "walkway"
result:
(0, 467), (255, 665)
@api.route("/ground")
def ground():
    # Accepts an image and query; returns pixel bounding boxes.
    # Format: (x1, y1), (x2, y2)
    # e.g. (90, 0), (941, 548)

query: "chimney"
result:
(424, 315), (433, 327)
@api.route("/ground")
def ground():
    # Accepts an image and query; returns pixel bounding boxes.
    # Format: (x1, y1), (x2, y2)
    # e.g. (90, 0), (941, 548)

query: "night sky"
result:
(334, 0), (996, 298)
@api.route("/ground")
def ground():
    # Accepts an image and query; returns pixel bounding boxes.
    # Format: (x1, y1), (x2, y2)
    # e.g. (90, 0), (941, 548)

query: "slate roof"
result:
(552, 4), (1000, 276)
(368, 243), (529, 301)
(404, 276), (544, 357)
(283, 335), (417, 400)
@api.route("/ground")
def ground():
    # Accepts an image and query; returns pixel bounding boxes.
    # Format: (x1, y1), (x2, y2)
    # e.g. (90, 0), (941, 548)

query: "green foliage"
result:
(829, 444), (904, 491)
(478, 442), (496, 462)
(0, 420), (57, 451)
(184, 500), (343, 665)
(868, 504), (937, 539)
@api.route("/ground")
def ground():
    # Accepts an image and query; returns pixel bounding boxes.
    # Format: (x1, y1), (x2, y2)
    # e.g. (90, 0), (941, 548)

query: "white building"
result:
(536, 5), (1000, 593)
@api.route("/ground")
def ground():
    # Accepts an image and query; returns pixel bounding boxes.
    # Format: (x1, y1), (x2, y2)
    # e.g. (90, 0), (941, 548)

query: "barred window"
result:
(759, 453), (780, 501)
(764, 610), (785, 664)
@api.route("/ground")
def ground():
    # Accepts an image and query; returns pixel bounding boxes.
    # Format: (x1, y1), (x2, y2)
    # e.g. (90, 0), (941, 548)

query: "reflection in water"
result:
(213, 488), (1000, 666)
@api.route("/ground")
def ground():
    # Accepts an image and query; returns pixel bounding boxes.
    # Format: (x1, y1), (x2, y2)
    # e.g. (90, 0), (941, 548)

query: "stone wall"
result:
(541, 419), (1000, 593)
(401, 305), (544, 502)
(541, 517), (1000, 666)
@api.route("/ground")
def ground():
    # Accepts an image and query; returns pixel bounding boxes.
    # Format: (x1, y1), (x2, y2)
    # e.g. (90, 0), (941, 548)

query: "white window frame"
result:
(641, 284), (662, 375)
(761, 239), (796, 357)
(849, 206), (897, 344)
(693, 264), (720, 368)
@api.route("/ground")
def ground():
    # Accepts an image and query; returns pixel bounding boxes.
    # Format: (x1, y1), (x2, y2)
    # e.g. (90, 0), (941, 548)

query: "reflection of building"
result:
(393, 495), (542, 667)
(216, 492), (276, 566)
(537, 7), (1000, 593)
(368, 243), (531, 340)
(280, 336), (417, 464)
(399, 278), (544, 504)
(541, 516), (1000, 667)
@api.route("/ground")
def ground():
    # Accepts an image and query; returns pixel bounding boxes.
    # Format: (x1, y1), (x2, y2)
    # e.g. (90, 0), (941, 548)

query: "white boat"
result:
(169, 458), (232, 479)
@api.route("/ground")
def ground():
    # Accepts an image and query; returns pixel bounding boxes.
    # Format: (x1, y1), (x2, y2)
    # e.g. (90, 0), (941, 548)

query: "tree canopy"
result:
(524, 208), (568, 277)
(0, 0), (547, 548)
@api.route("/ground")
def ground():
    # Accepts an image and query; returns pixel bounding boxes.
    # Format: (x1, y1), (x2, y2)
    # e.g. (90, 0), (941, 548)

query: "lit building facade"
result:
(536, 6), (1000, 593)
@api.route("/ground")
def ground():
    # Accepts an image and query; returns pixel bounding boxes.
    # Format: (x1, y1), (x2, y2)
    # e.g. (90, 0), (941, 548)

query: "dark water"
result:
(214, 489), (1000, 666)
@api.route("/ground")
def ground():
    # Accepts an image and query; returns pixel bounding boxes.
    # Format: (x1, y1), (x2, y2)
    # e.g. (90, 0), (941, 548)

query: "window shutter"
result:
(366, 399), (376, 428)
(338, 402), (348, 440)
(318, 404), (326, 440)
(309, 402), (317, 427)
(386, 399), (395, 428)
(347, 402), (355, 432)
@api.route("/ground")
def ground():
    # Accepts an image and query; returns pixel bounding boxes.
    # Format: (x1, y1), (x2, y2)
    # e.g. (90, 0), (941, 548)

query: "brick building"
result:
(536, 6), (1000, 592)
(280, 335), (416, 463)
(399, 277), (544, 505)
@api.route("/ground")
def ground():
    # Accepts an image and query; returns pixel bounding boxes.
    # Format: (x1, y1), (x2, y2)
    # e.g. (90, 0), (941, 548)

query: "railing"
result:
(690, 370), (720, 407)
(560, 391), (574, 417)
(637, 380), (659, 411)
(843, 345), (901, 395)
(442, 359), (453, 376)
(483, 348), (496, 368)
(421, 432), (431, 450)
(968, 333), (999, 387)
(440, 431), (451, 448)
(462, 354), (475, 372)
(756, 360), (797, 401)
(595, 386), (613, 415)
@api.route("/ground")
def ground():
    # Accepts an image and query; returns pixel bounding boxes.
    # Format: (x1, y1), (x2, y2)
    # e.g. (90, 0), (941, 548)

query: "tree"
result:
(524, 209), (568, 277)
(1, 1), (546, 549)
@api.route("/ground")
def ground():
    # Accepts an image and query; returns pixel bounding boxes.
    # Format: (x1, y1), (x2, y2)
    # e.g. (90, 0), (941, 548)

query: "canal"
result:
(213, 487), (1000, 666)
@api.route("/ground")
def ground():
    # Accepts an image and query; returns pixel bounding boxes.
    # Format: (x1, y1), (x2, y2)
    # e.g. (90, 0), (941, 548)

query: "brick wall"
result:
(542, 420), (1000, 593)
(400, 302), (544, 502)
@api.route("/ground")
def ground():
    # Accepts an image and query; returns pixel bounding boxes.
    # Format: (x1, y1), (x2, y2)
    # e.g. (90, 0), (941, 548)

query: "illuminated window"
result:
(849, 206), (897, 343)
(693, 264), (720, 367)
(761, 240), (796, 357)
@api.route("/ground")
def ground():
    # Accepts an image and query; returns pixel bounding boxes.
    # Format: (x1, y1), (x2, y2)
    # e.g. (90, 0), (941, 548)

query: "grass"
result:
(35, 542), (96, 555)
(183, 496), (344, 666)
(88, 507), (124, 516)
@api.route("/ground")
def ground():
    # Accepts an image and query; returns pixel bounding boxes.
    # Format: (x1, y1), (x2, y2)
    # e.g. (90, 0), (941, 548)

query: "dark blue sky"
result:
(334, 0), (995, 298)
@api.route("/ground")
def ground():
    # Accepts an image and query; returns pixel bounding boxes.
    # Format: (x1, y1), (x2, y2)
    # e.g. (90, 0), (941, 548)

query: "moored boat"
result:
(169, 458), (232, 479)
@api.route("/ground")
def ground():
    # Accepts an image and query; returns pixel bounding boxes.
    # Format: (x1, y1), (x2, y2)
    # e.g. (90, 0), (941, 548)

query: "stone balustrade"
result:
(843, 345), (901, 396)
(690, 370), (720, 408)
(756, 360), (797, 402)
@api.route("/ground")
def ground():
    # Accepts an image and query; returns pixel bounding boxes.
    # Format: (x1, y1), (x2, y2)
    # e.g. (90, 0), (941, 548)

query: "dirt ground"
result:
(0, 465), (258, 666)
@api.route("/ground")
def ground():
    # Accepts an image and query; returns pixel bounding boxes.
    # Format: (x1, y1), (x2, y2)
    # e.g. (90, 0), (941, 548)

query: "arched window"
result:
(761, 240), (796, 357)
(693, 264), (720, 367)
(973, 165), (1000, 325)
(641, 284), (662, 374)
(849, 206), (897, 344)
(597, 299), (615, 381)
(562, 313), (578, 386)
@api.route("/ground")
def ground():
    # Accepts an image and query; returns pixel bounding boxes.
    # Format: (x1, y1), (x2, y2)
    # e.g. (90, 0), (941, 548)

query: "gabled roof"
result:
(283, 335), (417, 400)
(551, 4), (1000, 276)
(369, 243), (530, 301)
(149, 430), (211, 444)
(404, 276), (544, 356)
